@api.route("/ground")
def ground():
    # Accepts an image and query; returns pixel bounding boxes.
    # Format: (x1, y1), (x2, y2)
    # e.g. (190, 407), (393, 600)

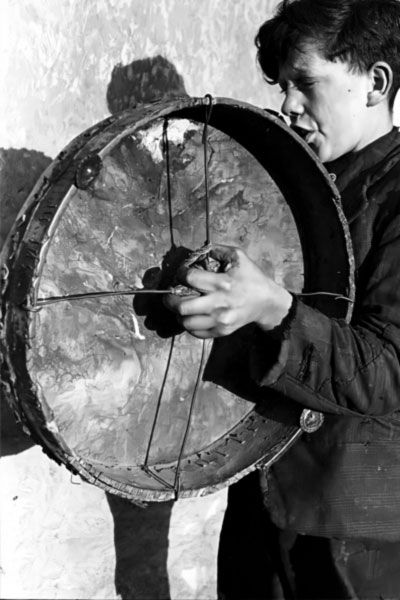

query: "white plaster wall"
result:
(0, 0), (282, 157)
(0, 1), (280, 599)
(1, 448), (117, 599)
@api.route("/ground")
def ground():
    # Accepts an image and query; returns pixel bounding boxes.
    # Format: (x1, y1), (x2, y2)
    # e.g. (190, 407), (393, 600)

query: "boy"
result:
(166, 0), (400, 597)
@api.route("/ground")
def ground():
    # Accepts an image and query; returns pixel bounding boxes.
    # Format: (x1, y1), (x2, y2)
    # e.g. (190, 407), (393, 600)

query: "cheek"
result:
(344, 82), (368, 113)
(319, 92), (359, 133)
(310, 91), (341, 126)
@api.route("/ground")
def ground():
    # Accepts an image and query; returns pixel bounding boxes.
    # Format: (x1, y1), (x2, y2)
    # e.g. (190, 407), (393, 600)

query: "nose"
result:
(281, 89), (304, 121)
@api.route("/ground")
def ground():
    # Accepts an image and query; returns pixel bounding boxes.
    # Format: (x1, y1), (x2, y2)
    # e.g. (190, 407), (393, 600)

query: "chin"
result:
(309, 137), (342, 163)
(308, 143), (328, 162)
(314, 146), (338, 163)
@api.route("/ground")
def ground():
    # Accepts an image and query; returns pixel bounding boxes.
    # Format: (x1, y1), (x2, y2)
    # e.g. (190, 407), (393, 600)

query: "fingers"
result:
(163, 294), (224, 339)
(164, 294), (217, 318)
(185, 268), (231, 292)
(174, 265), (231, 292)
(166, 291), (229, 317)
(180, 314), (215, 331)
(186, 329), (220, 339)
(163, 245), (250, 340)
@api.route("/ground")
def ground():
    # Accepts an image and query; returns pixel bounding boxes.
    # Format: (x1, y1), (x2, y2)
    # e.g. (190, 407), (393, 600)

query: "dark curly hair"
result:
(255, 0), (400, 107)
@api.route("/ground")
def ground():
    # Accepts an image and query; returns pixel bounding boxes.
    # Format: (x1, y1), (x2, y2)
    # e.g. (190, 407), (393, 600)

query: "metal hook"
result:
(202, 94), (214, 143)
(202, 94), (214, 246)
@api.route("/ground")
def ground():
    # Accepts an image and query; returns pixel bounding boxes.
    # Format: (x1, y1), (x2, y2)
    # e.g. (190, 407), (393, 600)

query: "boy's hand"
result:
(164, 245), (293, 339)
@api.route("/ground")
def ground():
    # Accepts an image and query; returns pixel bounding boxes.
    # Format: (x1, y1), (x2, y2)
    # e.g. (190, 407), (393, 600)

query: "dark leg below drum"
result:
(217, 471), (289, 600)
(106, 493), (173, 600)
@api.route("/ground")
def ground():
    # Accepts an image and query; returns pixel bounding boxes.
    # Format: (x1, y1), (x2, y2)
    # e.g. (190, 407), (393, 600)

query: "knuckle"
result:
(218, 323), (233, 336)
(215, 309), (240, 336)
(178, 300), (190, 316)
(185, 268), (197, 287)
(218, 278), (232, 292)
(217, 310), (233, 328)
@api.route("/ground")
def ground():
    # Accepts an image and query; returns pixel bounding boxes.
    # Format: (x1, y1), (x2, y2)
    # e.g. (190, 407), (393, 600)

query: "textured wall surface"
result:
(0, 1), (281, 599)
(0, 0), (282, 157)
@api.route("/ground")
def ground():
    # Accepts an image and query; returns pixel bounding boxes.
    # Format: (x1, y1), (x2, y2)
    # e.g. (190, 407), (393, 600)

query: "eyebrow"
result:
(279, 64), (313, 79)
(279, 72), (316, 88)
(290, 67), (317, 80)
(292, 67), (312, 75)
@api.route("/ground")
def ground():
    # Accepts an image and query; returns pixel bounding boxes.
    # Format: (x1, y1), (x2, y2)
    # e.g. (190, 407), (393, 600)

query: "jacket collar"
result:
(324, 127), (400, 222)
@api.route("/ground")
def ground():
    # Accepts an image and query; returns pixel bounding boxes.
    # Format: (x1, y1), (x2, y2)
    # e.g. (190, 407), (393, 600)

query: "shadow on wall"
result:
(106, 55), (188, 114)
(106, 494), (173, 600)
(0, 148), (52, 457)
(0, 148), (51, 254)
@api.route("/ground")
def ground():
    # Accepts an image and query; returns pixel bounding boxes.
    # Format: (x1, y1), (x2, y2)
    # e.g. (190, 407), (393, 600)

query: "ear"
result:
(367, 61), (393, 107)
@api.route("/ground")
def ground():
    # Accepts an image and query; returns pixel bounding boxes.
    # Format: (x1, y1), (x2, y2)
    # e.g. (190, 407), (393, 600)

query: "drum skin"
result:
(0, 97), (354, 502)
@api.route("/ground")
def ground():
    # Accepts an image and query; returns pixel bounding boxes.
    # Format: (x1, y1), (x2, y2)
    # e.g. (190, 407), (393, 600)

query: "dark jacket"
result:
(252, 127), (400, 541)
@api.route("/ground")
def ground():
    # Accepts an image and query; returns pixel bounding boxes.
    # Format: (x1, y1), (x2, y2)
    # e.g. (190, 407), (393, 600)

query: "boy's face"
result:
(278, 42), (381, 162)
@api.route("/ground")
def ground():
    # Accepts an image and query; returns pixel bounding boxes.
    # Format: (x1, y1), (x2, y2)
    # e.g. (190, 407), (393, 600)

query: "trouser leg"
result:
(328, 537), (400, 600)
(277, 531), (400, 599)
(217, 474), (400, 599)
(217, 472), (287, 600)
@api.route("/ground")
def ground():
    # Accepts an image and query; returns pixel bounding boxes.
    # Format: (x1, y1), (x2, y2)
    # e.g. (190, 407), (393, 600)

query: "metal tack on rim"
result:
(75, 154), (102, 190)
(300, 409), (324, 433)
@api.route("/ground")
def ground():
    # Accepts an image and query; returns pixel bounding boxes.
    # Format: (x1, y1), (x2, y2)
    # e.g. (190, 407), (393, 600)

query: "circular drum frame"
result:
(0, 97), (354, 502)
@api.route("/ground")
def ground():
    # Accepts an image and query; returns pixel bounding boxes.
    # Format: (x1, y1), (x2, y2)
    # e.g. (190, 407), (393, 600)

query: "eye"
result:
(297, 79), (316, 91)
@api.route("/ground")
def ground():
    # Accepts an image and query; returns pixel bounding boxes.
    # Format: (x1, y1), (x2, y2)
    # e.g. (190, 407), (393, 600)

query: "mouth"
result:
(291, 125), (316, 145)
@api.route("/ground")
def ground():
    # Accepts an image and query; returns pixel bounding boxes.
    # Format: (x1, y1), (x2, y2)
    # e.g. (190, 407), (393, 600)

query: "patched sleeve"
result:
(250, 214), (400, 417)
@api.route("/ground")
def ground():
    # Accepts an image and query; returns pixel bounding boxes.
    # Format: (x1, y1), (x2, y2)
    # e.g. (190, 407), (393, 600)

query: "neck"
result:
(357, 106), (393, 152)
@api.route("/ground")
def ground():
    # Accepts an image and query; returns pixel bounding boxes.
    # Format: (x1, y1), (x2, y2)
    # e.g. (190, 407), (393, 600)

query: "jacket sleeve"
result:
(251, 213), (400, 417)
